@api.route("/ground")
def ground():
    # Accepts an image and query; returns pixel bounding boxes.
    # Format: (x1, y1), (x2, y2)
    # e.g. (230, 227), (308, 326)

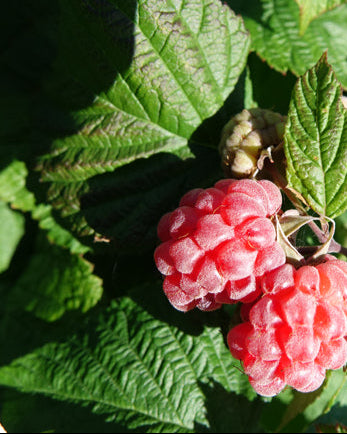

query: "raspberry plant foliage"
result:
(0, 1), (347, 433)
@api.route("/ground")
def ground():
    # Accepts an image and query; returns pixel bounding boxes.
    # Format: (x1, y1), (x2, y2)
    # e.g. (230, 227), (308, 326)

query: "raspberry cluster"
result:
(228, 258), (347, 396)
(154, 178), (347, 396)
(154, 179), (285, 312)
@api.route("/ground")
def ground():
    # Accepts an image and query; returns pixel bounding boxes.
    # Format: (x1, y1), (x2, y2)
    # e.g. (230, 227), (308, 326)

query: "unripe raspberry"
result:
(219, 108), (286, 178)
(154, 179), (285, 311)
(227, 257), (347, 396)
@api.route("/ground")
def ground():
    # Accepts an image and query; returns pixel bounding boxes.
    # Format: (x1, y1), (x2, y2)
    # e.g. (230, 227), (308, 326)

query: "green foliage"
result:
(232, 0), (347, 88)
(0, 0), (346, 433)
(284, 53), (347, 218)
(295, 0), (346, 34)
(38, 0), (250, 248)
(0, 291), (258, 432)
(0, 201), (25, 273)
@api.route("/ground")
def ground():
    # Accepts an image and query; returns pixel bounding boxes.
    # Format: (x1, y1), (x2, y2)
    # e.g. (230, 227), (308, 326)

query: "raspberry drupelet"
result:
(154, 178), (285, 312)
(227, 257), (347, 396)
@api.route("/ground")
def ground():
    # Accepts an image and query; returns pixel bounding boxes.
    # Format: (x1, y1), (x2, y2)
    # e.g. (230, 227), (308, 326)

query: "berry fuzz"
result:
(154, 179), (285, 311)
(227, 257), (347, 396)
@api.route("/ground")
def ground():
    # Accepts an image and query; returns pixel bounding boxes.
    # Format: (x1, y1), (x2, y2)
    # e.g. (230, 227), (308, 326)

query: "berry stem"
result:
(264, 149), (347, 258)
(264, 147), (308, 215)
(307, 220), (347, 257)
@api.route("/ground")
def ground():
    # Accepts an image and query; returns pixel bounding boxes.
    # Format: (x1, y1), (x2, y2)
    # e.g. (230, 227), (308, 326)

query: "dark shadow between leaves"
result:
(195, 380), (263, 433)
(73, 62), (252, 254)
(127, 276), (232, 337)
(307, 404), (347, 433)
(73, 72), (256, 333)
(0, 0), (137, 200)
(247, 53), (296, 114)
(79, 150), (222, 254)
(0, 0), (138, 357)
(0, 387), (132, 434)
(227, 0), (273, 31)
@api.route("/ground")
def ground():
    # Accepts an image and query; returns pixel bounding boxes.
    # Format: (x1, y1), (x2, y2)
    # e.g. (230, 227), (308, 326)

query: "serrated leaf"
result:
(0, 201), (25, 273)
(7, 234), (102, 322)
(0, 291), (256, 432)
(0, 160), (35, 212)
(0, 160), (89, 255)
(295, 0), (346, 34)
(284, 53), (347, 218)
(37, 0), (250, 245)
(31, 204), (90, 255)
(233, 0), (347, 89)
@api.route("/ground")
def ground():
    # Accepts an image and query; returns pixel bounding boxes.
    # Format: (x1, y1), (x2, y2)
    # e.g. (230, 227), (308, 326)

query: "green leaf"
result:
(7, 234), (103, 322)
(295, 0), (345, 35)
(276, 370), (347, 432)
(0, 160), (89, 254)
(283, 53), (347, 218)
(0, 160), (35, 212)
(0, 201), (25, 274)
(31, 204), (90, 255)
(233, 0), (347, 89)
(335, 210), (347, 249)
(0, 292), (256, 432)
(37, 0), (250, 244)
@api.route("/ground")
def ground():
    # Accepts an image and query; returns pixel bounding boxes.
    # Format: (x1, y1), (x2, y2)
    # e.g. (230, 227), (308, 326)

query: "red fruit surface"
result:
(154, 178), (285, 311)
(227, 258), (347, 396)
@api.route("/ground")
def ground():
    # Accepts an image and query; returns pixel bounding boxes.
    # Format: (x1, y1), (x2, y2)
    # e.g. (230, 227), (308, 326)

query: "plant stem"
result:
(307, 220), (347, 256)
(264, 149), (347, 258)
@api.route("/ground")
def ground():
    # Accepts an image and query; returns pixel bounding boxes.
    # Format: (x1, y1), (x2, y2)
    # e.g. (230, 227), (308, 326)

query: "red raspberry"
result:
(227, 257), (347, 396)
(154, 179), (285, 311)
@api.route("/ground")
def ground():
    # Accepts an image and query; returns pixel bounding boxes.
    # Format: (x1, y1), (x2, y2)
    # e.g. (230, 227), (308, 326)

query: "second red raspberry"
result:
(154, 179), (285, 311)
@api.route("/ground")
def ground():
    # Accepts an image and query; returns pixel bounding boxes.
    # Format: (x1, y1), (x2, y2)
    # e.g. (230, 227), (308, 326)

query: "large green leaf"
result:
(295, 0), (346, 34)
(232, 0), (347, 89)
(0, 291), (257, 432)
(36, 0), (250, 247)
(283, 53), (347, 218)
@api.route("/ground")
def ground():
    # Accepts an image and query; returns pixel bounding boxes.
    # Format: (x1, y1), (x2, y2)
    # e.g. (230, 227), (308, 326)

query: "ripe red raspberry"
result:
(154, 179), (285, 311)
(227, 257), (347, 396)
